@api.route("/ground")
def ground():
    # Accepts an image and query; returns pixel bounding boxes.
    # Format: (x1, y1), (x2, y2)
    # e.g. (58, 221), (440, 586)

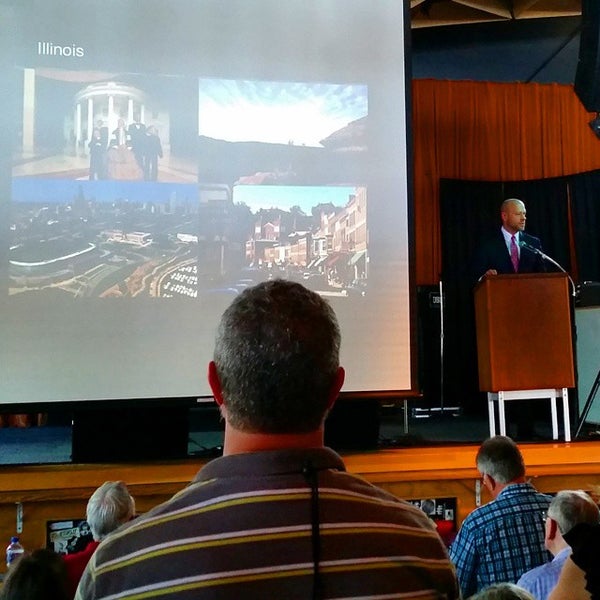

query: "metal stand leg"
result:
(488, 393), (496, 436)
(575, 367), (600, 439)
(498, 391), (507, 436)
(561, 388), (571, 442)
(550, 394), (559, 440)
(486, 389), (571, 441)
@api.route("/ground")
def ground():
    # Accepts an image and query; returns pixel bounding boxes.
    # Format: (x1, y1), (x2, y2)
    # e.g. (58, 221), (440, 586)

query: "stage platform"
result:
(0, 439), (599, 566)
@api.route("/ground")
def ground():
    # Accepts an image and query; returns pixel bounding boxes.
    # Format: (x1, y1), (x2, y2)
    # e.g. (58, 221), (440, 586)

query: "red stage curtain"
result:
(412, 79), (600, 285)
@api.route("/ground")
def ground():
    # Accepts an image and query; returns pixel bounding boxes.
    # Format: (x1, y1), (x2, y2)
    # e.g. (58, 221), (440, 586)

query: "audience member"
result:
(450, 435), (551, 598)
(65, 481), (135, 598)
(517, 490), (599, 600)
(548, 521), (600, 600)
(0, 548), (70, 600)
(468, 582), (536, 600)
(77, 279), (458, 599)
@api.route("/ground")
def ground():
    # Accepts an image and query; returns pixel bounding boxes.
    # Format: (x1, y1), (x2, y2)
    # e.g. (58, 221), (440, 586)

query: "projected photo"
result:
(9, 178), (367, 300)
(12, 68), (199, 184)
(197, 78), (368, 186)
(229, 184), (368, 298)
(9, 179), (200, 298)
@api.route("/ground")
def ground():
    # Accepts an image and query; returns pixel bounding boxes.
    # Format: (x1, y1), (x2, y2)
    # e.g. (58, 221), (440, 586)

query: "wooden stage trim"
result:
(344, 441), (600, 480)
(0, 441), (599, 566)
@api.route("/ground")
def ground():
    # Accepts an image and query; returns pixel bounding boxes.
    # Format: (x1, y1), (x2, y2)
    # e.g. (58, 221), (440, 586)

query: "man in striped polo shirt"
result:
(77, 279), (458, 600)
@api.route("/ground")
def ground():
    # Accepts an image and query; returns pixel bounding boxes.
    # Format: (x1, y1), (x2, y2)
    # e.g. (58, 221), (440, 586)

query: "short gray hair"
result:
(476, 436), (525, 484)
(86, 481), (135, 541)
(213, 279), (341, 434)
(469, 583), (535, 600)
(547, 490), (600, 535)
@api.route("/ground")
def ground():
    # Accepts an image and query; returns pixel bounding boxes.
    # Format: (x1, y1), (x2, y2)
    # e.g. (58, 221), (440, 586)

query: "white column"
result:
(22, 68), (36, 154)
(73, 106), (78, 150)
(87, 97), (94, 149)
(140, 104), (145, 124)
(127, 98), (134, 124)
(75, 103), (82, 151)
(108, 95), (115, 131)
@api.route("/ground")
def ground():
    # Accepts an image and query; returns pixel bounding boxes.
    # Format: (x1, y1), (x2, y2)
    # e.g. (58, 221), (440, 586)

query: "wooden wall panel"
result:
(2, 441), (600, 576)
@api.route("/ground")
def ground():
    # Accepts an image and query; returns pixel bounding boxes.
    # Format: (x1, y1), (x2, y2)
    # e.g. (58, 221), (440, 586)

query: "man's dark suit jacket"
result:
(473, 229), (545, 282)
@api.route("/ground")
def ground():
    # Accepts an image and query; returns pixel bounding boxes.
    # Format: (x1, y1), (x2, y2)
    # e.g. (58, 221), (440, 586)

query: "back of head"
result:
(0, 549), (69, 600)
(476, 435), (525, 484)
(213, 279), (341, 434)
(548, 490), (600, 535)
(469, 582), (535, 600)
(86, 481), (135, 541)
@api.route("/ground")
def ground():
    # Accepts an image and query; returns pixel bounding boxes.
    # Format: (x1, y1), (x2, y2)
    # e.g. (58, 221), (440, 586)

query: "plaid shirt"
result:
(449, 482), (551, 598)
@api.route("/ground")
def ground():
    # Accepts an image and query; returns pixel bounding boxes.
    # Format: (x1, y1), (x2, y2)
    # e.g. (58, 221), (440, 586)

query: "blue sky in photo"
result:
(232, 184), (359, 214)
(12, 179), (198, 204)
(198, 79), (368, 147)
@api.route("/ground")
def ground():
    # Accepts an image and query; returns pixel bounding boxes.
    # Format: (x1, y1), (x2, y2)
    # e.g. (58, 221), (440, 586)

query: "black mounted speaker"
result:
(575, 0), (600, 112)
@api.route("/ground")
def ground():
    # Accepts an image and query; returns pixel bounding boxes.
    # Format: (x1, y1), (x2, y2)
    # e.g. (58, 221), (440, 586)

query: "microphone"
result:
(519, 240), (548, 261)
(519, 240), (576, 297)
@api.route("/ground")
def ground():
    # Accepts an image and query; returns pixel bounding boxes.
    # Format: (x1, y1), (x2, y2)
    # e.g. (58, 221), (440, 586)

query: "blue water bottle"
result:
(6, 536), (24, 568)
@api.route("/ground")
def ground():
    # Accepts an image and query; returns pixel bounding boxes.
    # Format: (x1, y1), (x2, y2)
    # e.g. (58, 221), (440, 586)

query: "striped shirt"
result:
(449, 482), (551, 598)
(76, 447), (458, 600)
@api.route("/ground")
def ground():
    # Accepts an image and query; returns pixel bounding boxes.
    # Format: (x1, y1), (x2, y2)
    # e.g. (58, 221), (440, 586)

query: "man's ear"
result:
(547, 517), (559, 541)
(207, 361), (224, 407)
(326, 366), (345, 412)
(483, 473), (497, 492)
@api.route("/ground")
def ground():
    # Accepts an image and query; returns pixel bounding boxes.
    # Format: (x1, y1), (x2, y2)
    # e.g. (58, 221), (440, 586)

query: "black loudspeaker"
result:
(575, 0), (600, 112)
(417, 286), (443, 408)
(72, 406), (189, 463)
(324, 399), (380, 451)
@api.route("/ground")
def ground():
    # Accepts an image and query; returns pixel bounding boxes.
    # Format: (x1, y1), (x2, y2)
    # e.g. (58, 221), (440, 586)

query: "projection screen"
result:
(0, 0), (415, 407)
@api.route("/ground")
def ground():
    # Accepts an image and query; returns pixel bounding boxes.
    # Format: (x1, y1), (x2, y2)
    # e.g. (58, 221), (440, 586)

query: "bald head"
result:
(501, 198), (526, 235)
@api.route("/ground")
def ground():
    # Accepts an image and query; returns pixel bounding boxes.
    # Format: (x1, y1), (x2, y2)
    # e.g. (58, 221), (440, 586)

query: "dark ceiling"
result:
(411, 0), (581, 29)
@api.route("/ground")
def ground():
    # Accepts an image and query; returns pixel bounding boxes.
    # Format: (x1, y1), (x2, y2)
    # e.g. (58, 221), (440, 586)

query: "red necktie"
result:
(510, 235), (519, 272)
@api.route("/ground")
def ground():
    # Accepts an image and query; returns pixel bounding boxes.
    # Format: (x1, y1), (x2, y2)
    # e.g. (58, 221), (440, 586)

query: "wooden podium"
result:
(474, 273), (575, 440)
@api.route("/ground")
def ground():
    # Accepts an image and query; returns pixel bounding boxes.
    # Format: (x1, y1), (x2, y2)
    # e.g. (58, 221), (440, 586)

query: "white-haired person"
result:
(64, 481), (135, 598)
(517, 490), (599, 600)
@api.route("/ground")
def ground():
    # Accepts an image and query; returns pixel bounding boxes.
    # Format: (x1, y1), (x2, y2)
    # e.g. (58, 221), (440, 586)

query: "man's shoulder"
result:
(479, 228), (504, 248)
(457, 500), (497, 534)
(517, 560), (548, 586)
(459, 486), (548, 528)
(521, 231), (542, 248)
(516, 562), (550, 599)
(499, 483), (551, 503)
(518, 551), (567, 596)
(63, 541), (100, 564)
